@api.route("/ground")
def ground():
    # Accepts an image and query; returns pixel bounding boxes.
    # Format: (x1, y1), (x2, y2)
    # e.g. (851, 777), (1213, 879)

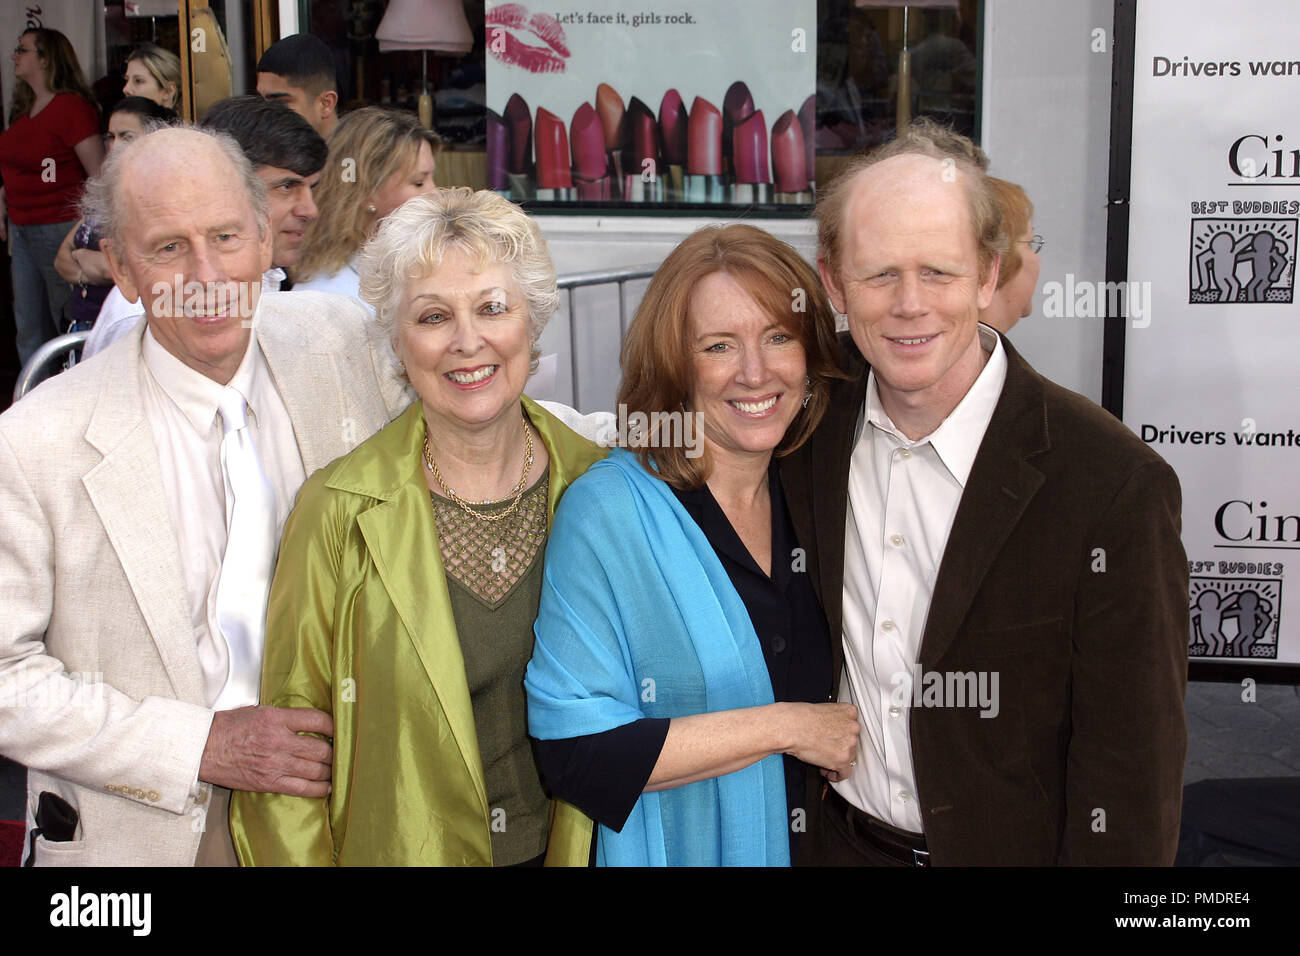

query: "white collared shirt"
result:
(293, 257), (365, 310)
(139, 322), (305, 708)
(835, 323), (1008, 831)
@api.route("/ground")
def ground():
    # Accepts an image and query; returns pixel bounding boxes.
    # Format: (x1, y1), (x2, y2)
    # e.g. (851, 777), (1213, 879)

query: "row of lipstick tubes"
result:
(487, 82), (818, 203)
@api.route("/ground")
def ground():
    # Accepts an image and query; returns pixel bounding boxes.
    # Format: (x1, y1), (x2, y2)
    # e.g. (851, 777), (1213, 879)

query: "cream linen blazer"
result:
(0, 291), (410, 866)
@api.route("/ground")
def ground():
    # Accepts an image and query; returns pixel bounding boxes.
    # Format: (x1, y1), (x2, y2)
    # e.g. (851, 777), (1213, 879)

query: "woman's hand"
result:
(780, 701), (861, 780)
(644, 700), (860, 792)
(74, 246), (114, 285)
(54, 221), (82, 283)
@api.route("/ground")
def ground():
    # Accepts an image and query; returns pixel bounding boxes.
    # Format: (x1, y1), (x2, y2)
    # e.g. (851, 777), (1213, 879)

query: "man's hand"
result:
(199, 706), (333, 797)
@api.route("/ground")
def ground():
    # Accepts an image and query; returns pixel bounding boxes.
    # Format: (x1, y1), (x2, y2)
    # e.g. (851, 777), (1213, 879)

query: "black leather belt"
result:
(824, 785), (930, 867)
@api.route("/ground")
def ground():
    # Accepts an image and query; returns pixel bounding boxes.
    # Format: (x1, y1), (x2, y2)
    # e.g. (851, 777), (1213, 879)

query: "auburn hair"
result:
(989, 177), (1034, 289)
(618, 224), (846, 490)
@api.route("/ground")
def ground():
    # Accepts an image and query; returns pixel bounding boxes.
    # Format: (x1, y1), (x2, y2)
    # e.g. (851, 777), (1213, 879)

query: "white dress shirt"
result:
(139, 322), (305, 708)
(835, 323), (1007, 832)
(84, 268), (285, 360)
(293, 258), (364, 307)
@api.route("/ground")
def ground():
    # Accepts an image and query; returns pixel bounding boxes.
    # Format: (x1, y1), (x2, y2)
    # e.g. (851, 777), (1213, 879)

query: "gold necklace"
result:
(423, 416), (535, 522)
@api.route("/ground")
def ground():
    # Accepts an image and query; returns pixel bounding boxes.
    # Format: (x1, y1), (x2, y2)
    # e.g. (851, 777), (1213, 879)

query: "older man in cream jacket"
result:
(0, 127), (408, 866)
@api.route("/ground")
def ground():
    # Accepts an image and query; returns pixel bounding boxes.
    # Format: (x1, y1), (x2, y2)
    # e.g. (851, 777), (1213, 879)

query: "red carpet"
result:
(0, 820), (24, 867)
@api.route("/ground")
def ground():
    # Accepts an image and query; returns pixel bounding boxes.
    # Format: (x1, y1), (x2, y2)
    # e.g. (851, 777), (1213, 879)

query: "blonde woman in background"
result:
(979, 177), (1042, 333)
(293, 107), (441, 303)
(123, 43), (181, 111)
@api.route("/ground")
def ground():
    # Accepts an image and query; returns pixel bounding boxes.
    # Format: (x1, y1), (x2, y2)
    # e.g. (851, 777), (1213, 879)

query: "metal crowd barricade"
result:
(12, 264), (662, 406)
(556, 265), (659, 406)
(13, 331), (90, 404)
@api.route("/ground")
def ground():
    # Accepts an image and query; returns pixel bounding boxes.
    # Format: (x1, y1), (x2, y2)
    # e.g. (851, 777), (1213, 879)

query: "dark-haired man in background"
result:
(256, 33), (339, 139)
(84, 96), (327, 357)
(202, 95), (326, 281)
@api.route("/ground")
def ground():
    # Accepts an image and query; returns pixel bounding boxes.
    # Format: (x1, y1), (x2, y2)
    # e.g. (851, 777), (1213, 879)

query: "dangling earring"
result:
(802, 375), (812, 409)
(398, 359), (407, 373)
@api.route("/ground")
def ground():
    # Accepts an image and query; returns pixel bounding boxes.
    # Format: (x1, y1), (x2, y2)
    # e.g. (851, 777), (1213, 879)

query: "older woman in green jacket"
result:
(230, 188), (605, 865)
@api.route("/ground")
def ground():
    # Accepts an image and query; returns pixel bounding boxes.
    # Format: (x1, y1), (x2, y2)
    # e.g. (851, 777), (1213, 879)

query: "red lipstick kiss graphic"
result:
(486, 3), (571, 74)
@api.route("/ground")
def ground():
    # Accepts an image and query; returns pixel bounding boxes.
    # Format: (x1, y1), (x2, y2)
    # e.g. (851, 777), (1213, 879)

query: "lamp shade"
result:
(376, 0), (473, 54)
(125, 1), (179, 16)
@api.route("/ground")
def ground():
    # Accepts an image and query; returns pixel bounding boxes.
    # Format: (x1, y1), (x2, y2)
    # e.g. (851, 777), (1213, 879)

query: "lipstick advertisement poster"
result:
(1121, 0), (1299, 668)
(484, 0), (817, 207)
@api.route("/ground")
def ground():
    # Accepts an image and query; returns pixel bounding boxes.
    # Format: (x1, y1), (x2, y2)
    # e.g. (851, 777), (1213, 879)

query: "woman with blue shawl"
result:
(525, 225), (861, 866)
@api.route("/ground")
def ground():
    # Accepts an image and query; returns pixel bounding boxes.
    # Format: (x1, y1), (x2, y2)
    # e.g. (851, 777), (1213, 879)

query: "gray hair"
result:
(81, 124), (269, 248)
(358, 188), (557, 365)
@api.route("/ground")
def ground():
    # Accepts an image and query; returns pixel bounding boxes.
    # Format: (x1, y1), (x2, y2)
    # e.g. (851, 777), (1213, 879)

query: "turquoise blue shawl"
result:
(526, 449), (789, 867)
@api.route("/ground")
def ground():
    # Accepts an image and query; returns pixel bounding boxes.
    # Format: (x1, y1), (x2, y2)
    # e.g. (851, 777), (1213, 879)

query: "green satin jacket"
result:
(229, 397), (608, 866)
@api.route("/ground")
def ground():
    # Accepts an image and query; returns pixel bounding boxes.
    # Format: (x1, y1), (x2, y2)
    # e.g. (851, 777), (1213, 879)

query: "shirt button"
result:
(881, 620), (895, 631)
(888, 705), (901, 718)
(898, 448), (912, 460)
(890, 533), (905, 547)
(772, 634), (787, 653)
(898, 789), (912, 803)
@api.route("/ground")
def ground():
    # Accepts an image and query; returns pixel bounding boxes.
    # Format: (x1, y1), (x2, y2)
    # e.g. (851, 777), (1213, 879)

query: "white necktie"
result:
(212, 387), (278, 710)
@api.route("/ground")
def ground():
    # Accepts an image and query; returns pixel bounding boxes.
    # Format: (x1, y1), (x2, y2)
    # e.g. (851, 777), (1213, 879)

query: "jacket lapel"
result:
(343, 399), (608, 821)
(811, 345), (870, 643)
(82, 330), (206, 703)
(917, 338), (1050, 668)
(256, 319), (340, 474)
(781, 336), (868, 682)
(347, 405), (490, 814)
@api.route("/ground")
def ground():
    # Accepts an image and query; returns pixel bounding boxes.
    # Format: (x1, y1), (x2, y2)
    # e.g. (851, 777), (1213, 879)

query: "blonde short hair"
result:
(357, 188), (556, 366)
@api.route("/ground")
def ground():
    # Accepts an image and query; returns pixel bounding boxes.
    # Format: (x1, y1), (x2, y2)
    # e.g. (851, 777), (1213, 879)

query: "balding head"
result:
(83, 125), (269, 250)
(816, 117), (1003, 282)
(89, 126), (276, 384)
(814, 147), (1002, 441)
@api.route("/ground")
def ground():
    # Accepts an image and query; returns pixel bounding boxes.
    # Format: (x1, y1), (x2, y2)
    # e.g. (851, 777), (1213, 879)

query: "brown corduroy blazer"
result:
(779, 332), (1189, 865)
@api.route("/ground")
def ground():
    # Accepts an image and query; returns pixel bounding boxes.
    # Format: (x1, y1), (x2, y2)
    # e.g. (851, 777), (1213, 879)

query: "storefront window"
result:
(295, 0), (980, 212)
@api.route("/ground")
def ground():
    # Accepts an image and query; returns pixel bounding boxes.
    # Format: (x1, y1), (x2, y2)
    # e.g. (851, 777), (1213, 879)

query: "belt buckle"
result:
(912, 848), (930, 867)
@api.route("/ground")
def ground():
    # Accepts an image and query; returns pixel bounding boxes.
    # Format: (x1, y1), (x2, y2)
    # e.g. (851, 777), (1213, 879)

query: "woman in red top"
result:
(0, 27), (103, 365)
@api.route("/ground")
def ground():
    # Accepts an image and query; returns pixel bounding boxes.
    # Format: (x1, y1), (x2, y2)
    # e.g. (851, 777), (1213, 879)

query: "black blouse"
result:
(531, 462), (833, 853)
